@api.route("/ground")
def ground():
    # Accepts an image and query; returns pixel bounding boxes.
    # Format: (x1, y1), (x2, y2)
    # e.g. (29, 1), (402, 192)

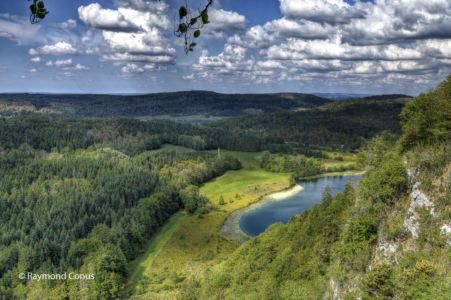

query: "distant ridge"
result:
(314, 93), (413, 101)
(314, 93), (373, 100)
(0, 91), (330, 117)
(359, 94), (413, 100)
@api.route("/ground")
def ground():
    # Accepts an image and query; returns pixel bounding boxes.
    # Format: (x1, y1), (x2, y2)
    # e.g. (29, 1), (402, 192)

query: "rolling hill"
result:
(0, 91), (330, 117)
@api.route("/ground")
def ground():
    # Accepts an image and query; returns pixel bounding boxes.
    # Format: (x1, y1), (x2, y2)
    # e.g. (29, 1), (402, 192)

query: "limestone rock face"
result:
(403, 171), (435, 239)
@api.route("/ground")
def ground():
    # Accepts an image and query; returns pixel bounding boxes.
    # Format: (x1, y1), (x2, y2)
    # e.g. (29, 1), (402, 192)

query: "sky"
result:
(0, 0), (450, 94)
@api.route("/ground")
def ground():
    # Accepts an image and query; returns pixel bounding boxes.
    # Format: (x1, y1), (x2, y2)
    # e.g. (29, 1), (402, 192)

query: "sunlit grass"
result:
(127, 150), (291, 298)
(124, 213), (187, 297)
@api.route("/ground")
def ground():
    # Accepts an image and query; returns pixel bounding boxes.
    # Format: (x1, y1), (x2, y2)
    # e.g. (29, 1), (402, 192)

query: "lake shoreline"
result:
(220, 171), (365, 243)
(220, 183), (303, 242)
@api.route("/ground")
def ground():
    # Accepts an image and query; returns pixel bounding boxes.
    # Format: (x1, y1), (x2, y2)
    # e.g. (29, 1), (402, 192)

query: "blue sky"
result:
(0, 0), (450, 94)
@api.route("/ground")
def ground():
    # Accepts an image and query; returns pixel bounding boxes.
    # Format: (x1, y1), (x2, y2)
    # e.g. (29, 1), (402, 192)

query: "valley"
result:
(0, 81), (448, 299)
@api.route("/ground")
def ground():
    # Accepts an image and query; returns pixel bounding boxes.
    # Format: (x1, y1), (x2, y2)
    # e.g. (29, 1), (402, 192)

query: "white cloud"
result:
(29, 42), (78, 56)
(46, 59), (73, 67)
(113, 0), (168, 12)
(0, 14), (40, 44)
(44, 58), (88, 71)
(266, 18), (334, 39)
(342, 0), (451, 44)
(102, 30), (174, 55)
(78, 1), (176, 72)
(208, 9), (246, 32)
(30, 56), (41, 63)
(68, 63), (89, 71)
(280, 0), (366, 24)
(78, 3), (140, 32)
(121, 63), (144, 73)
(183, 74), (195, 80)
(190, 0), (450, 90)
(102, 52), (174, 64)
(59, 19), (77, 29)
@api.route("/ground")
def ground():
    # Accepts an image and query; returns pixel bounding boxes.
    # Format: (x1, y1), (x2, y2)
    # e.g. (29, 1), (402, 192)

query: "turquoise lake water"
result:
(239, 174), (363, 236)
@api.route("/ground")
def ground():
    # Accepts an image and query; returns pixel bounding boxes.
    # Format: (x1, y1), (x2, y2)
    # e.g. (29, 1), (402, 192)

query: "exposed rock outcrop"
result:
(403, 170), (435, 239)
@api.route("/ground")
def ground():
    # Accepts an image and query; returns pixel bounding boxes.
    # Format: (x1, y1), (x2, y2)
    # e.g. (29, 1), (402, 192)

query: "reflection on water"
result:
(239, 174), (362, 236)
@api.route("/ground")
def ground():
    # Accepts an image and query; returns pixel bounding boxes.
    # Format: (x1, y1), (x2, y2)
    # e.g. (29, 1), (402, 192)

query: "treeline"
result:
(261, 152), (358, 181)
(0, 116), (265, 154)
(260, 152), (323, 181)
(0, 146), (240, 299)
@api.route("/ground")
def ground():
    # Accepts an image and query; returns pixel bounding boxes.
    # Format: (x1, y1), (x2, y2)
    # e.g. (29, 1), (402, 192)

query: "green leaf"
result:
(179, 6), (188, 19)
(37, 1), (45, 9)
(178, 23), (188, 33)
(193, 30), (201, 38)
(201, 12), (209, 24)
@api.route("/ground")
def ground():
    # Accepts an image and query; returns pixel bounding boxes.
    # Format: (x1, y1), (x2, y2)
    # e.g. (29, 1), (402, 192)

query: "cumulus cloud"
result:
(78, 3), (140, 32)
(113, 0), (168, 13)
(29, 42), (78, 56)
(280, 0), (366, 24)
(205, 8), (246, 37)
(101, 30), (173, 55)
(78, 1), (175, 72)
(343, 0), (451, 44)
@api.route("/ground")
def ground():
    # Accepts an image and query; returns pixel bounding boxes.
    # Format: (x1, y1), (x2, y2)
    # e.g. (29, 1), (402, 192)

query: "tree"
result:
(180, 185), (208, 213)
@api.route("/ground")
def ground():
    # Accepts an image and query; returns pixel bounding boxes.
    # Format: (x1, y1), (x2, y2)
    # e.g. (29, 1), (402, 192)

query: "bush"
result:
(362, 264), (395, 298)
(360, 154), (407, 204)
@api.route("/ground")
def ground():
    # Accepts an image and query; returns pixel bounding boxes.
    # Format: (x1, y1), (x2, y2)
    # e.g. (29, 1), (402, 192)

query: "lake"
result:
(239, 174), (363, 236)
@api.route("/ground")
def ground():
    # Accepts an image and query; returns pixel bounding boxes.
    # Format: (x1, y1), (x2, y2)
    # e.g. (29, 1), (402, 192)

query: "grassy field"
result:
(322, 150), (359, 170)
(126, 149), (360, 298)
(124, 213), (187, 297)
(127, 151), (292, 299)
